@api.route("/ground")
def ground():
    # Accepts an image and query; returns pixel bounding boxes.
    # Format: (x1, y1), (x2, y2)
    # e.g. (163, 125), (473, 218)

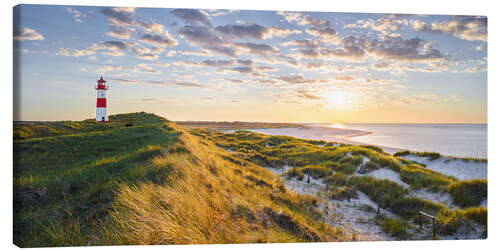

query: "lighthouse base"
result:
(96, 107), (108, 122)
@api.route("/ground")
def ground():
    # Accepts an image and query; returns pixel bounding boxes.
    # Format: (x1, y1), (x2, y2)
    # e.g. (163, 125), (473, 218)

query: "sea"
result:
(243, 123), (487, 159)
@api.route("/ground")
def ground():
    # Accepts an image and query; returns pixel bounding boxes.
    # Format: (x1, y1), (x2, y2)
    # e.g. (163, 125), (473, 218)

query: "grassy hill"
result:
(14, 112), (344, 247)
(191, 129), (487, 239)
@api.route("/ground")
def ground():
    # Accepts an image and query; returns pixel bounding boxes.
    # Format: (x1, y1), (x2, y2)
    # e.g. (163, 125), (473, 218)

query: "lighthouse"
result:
(95, 76), (109, 122)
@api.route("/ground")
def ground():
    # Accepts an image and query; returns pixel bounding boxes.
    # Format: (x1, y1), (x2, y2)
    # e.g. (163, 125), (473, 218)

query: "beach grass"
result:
(195, 128), (487, 239)
(448, 179), (487, 208)
(14, 112), (346, 247)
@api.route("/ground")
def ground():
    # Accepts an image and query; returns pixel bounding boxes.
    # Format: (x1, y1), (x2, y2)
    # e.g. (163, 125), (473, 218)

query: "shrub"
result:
(369, 155), (401, 172)
(357, 161), (378, 174)
(375, 214), (410, 239)
(360, 145), (384, 153)
(394, 151), (412, 157)
(300, 165), (333, 179)
(328, 186), (357, 201)
(394, 151), (441, 161)
(436, 207), (488, 235)
(336, 162), (357, 175)
(339, 155), (363, 166)
(448, 179), (487, 207)
(349, 176), (408, 209)
(389, 197), (444, 219)
(418, 152), (441, 160)
(297, 172), (304, 181)
(435, 208), (463, 235)
(462, 207), (487, 226)
(400, 164), (454, 192)
(325, 172), (347, 186)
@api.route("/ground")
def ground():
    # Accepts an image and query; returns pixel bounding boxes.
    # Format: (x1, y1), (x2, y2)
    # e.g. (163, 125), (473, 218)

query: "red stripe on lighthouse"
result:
(97, 98), (107, 107)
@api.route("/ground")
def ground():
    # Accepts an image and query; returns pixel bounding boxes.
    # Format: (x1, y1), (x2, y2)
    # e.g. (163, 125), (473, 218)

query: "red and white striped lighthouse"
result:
(95, 76), (109, 122)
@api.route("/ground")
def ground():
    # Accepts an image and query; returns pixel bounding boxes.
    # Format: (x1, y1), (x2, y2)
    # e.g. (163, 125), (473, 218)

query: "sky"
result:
(13, 4), (487, 123)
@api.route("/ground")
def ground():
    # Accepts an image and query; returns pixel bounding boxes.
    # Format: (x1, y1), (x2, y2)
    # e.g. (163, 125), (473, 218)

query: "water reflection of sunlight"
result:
(328, 123), (345, 129)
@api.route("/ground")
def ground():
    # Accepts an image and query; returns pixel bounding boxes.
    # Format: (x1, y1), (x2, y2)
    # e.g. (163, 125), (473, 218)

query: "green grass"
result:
(448, 179), (487, 207)
(14, 113), (180, 246)
(189, 128), (488, 239)
(400, 164), (456, 192)
(375, 214), (410, 240)
(394, 151), (441, 160)
(14, 112), (346, 247)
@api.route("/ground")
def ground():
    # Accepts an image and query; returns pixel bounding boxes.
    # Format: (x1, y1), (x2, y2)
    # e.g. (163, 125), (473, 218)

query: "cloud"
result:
(372, 62), (390, 70)
(101, 7), (173, 40)
(110, 78), (206, 88)
(65, 7), (93, 23)
(412, 16), (487, 41)
(107, 25), (136, 39)
(234, 42), (280, 56)
(277, 11), (301, 23)
(103, 40), (132, 51)
(278, 12), (327, 28)
(171, 9), (212, 27)
(13, 27), (45, 41)
(140, 33), (179, 47)
(136, 53), (159, 60)
(131, 46), (164, 55)
(100, 7), (135, 26)
(99, 65), (123, 72)
(218, 64), (276, 75)
(225, 78), (244, 83)
(389, 94), (461, 105)
(135, 21), (166, 35)
(345, 18), (408, 33)
(153, 62), (171, 67)
(295, 89), (322, 100)
(132, 63), (161, 74)
(221, 66), (254, 74)
(276, 75), (317, 84)
(259, 79), (276, 84)
(334, 76), (355, 81)
(140, 98), (176, 103)
(131, 46), (164, 60)
(215, 23), (301, 40)
(56, 47), (97, 57)
(305, 26), (339, 42)
(298, 15), (329, 27)
(366, 37), (445, 62)
(175, 59), (235, 68)
(178, 25), (236, 57)
(281, 39), (321, 49)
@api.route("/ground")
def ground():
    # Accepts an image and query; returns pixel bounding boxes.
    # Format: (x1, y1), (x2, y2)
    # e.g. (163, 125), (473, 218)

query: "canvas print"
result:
(13, 4), (487, 247)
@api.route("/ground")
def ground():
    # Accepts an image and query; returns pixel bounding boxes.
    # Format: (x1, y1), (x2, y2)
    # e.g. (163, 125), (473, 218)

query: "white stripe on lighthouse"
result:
(96, 107), (108, 122)
(97, 89), (106, 99)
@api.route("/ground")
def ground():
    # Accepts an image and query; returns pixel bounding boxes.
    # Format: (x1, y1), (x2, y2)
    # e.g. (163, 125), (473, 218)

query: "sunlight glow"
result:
(325, 90), (356, 109)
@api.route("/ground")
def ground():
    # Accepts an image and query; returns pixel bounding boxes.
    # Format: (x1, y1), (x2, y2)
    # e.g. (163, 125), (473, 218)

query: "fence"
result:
(419, 210), (436, 237)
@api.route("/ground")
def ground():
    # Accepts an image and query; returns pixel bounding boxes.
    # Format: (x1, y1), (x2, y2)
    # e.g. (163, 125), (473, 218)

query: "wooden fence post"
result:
(418, 211), (437, 238)
(432, 217), (436, 237)
(419, 213), (422, 229)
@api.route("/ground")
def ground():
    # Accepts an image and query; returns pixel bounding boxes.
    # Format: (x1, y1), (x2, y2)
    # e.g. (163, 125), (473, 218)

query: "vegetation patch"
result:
(399, 164), (455, 192)
(375, 214), (410, 240)
(448, 179), (487, 207)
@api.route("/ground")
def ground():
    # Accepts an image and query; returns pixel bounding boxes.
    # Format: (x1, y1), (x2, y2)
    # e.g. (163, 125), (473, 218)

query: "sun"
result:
(326, 90), (351, 109)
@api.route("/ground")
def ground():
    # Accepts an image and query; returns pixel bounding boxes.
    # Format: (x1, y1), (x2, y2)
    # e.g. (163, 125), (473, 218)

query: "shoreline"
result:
(335, 130), (404, 155)
(246, 125), (405, 155)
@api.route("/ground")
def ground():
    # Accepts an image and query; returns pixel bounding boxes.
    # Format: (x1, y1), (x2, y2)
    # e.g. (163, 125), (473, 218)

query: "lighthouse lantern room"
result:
(95, 76), (109, 122)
